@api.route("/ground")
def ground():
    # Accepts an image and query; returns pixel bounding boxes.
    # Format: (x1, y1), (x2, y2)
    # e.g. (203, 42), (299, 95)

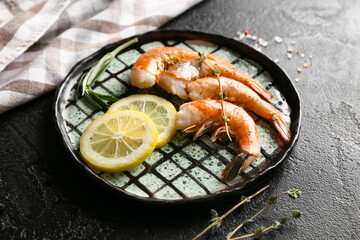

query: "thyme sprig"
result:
(76, 37), (139, 110)
(193, 187), (302, 240)
(198, 52), (232, 141)
(192, 185), (270, 240)
(230, 210), (303, 240)
(226, 188), (302, 239)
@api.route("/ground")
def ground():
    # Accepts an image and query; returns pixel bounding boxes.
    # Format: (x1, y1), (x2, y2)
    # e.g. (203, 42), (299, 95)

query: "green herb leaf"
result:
(243, 219), (254, 226)
(211, 69), (220, 76)
(86, 89), (111, 110)
(210, 209), (219, 218)
(255, 226), (265, 239)
(280, 217), (290, 224)
(84, 91), (102, 110)
(81, 68), (93, 96)
(242, 219), (254, 233)
(270, 195), (278, 204)
(218, 91), (226, 99)
(288, 189), (302, 199)
(273, 220), (281, 229)
(240, 195), (250, 205)
(292, 210), (302, 218)
(213, 221), (221, 231)
(86, 55), (111, 87)
(198, 51), (207, 63)
(78, 37), (138, 110)
(222, 115), (230, 122)
(75, 73), (87, 102)
(87, 89), (118, 102)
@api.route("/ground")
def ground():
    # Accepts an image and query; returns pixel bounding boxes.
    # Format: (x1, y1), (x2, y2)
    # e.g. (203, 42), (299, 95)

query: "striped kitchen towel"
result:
(0, 0), (201, 113)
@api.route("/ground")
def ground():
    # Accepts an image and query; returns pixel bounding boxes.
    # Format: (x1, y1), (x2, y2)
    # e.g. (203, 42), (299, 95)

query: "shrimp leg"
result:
(176, 99), (260, 182)
(221, 153), (255, 181)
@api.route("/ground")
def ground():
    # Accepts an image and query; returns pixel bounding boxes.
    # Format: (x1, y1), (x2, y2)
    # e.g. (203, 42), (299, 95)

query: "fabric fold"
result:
(0, 0), (202, 113)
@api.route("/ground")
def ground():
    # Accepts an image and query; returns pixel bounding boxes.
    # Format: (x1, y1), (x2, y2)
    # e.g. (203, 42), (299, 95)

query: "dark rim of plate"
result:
(54, 30), (302, 204)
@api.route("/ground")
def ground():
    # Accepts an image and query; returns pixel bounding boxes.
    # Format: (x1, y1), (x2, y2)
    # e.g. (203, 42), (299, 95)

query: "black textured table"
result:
(1, 0), (359, 239)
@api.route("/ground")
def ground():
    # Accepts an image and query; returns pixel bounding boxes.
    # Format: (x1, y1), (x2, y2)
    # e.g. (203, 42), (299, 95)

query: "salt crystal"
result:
(295, 78), (300, 82)
(297, 67), (302, 73)
(254, 43), (260, 49)
(262, 41), (269, 47)
(251, 35), (258, 40)
(274, 59), (280, 63)
(239, 33), (245, 40)
(237, 32), (241, 35)
(287, 46), (293, 53)
(287, 53), (292, 59)
(309, 55), (313, 59)
(246, 34), (252, 39)
(300, 53), (305, 58)
(291, 40), (296, 45)
(303, 63), (308, 68)
(258, 38), (264, 45)
(274, 36), (283, 43)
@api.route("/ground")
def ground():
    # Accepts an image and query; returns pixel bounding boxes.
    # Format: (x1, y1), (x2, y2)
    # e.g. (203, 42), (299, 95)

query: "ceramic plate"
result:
(54, 30), (301, 203)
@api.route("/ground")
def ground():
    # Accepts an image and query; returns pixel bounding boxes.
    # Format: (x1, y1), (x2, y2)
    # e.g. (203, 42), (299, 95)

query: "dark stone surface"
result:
(0, 0), (359, 239)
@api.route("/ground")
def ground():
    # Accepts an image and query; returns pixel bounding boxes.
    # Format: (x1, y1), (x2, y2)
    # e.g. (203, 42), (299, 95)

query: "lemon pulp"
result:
(107, 94), (177, 148)
(80, 110), (158, 172)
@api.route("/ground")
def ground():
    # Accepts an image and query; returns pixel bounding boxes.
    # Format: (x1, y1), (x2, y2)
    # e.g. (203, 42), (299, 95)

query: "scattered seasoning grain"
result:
(303, 63), (308, 68)
(258, 38), (264, 45)
(297, 67), (302, 73)
(309, 55), (313, 59)
(296, 50), (300, 55)
(274, 36), (283, 43)
(254, 43), (260, 49)
(274, 59), (280, 63)
(300, 53), (305, 58)
(262, 40), (269, 47)
(287, 46), (293, 53)
(237, 32), (241, 35)
(287, 53), (292, 59)
(239, 33), (245, 40)
(295, 78), (300, 82)
(291, 40), (296, 45)
(246, 34), (252, 39)
(244, 30), (249, 35)
(251, 35), (258, 40)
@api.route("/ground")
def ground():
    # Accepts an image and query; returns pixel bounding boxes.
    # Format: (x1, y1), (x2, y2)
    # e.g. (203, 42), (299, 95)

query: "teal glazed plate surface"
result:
(54, 30), (301, 204)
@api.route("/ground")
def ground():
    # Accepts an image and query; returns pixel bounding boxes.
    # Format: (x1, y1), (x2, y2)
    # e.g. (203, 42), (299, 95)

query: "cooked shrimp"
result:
(131, 47), (235, 89)
(187, 77), (291, 142)
(158, 58), (273, 102)
(176, 99), (260, 181)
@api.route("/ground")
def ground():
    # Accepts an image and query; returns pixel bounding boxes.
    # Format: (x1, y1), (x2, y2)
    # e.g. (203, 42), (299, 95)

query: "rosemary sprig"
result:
(198, 52), (232, 142)
(76, 37), (139, 110)
(192, 185), (270, 240)
(226, 189), (302, 239)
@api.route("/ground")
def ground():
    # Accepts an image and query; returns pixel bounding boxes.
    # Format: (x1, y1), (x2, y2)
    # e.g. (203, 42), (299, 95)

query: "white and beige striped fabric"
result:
(0, 0), (201, 113)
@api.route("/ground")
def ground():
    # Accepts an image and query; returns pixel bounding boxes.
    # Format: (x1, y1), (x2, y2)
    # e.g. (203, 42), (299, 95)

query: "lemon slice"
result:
(107, 94), (177, 148)
(80, 110), (158, 172)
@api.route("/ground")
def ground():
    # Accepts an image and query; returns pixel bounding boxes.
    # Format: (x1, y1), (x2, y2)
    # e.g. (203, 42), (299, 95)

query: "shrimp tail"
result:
(250, 81), (273, 102)
(221, 153), (255, 182)
(272, 115), (291, 143)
